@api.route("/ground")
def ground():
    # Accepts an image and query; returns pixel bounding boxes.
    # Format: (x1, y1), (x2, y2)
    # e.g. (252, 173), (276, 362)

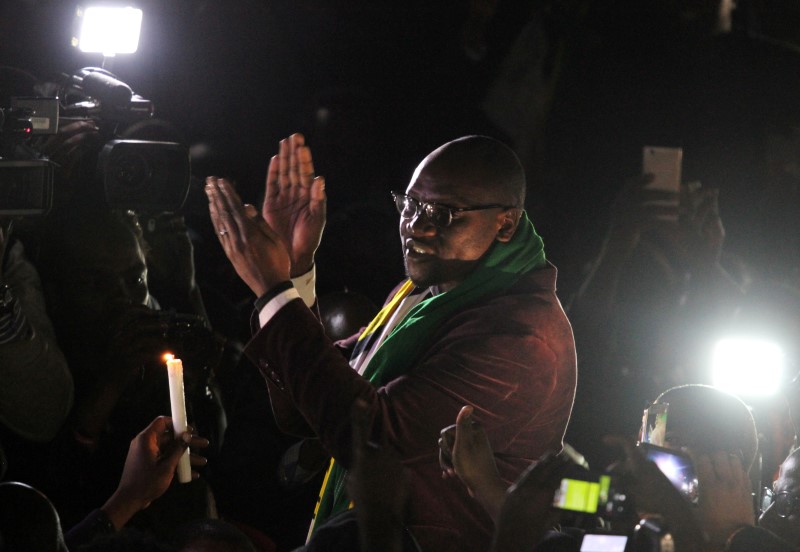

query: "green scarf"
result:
(312, 211), (546, 532)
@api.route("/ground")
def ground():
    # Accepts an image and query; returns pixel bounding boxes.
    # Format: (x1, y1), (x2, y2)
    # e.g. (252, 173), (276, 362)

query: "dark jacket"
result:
(245, 263), (577, 552)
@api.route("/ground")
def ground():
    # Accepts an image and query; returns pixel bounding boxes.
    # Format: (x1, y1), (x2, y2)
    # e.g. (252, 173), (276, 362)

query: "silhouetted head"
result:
(652, 384), (758, 470)
(39, 209), (150, 334)
(0, 481), (67, 552)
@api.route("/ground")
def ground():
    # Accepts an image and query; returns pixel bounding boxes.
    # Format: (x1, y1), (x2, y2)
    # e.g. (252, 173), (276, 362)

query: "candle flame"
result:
(163, 353), (174, 362)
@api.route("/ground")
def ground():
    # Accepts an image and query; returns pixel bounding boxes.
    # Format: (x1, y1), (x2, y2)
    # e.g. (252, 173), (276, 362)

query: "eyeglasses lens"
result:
(394, 194), (452, 227)
(394, 194), (414, 218)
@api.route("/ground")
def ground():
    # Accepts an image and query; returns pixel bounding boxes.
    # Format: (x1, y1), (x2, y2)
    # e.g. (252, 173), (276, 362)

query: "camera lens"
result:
(111, 151), (152, 189)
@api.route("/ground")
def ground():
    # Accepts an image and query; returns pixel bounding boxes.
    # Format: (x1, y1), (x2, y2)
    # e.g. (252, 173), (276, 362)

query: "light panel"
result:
(76, 6), (143, 56)
(711, 337), (784, 397)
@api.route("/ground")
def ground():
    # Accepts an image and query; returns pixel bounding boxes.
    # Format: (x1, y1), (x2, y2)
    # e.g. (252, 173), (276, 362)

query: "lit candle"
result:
(165, 354), (192, 483)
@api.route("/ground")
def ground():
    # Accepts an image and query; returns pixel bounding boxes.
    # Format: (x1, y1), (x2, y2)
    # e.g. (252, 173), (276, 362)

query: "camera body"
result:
(558, 447), (699, 552)
(0, 68), (190, 217)
(159, 311), (220, 370)
(0, 103), (56, 216)
(552, 464), (630, 520)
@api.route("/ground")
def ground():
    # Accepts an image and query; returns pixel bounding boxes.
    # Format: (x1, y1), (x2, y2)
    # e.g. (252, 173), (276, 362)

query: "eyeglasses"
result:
(391, 191), (513, 228)
(761, 488), (800, 518)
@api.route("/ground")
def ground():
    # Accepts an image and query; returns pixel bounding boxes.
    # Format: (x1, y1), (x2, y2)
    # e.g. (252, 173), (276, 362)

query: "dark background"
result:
(3, 0), (800, 303)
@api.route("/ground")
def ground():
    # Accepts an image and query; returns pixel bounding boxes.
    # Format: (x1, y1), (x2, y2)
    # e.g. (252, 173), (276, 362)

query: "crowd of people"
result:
(4, 0), (800, 551)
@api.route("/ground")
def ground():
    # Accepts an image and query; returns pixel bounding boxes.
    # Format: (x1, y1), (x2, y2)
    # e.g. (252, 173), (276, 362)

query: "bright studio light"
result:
(74, 6), (143, 56)
(711, 337), (785, 397)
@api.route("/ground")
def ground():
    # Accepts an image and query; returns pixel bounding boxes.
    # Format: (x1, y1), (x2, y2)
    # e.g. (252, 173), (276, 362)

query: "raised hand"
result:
(679, 186), (725, 267)
(101, 416), (209, 529)
(439, 405), (506, 520)
(206, 177), (291, 297)
(603, 436), (705, 552)
(262, 134), (326, 277)
(606, 174), (680, 255)
(693, 450), (755, 549)
(347, 399), (408, 552)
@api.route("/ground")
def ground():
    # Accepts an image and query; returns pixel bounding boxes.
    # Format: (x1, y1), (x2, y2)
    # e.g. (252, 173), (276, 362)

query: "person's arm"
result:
(439, 405), (507, 521)
(64, 417), (208, 549)
(207, 133), (326, 435)
(0, 232), (73, 442)
(348, 400), (409, 552)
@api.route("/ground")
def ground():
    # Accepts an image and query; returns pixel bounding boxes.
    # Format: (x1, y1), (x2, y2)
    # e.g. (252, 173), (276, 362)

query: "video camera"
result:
(554, 443), (700, 552)
(0, 67), (190, 217)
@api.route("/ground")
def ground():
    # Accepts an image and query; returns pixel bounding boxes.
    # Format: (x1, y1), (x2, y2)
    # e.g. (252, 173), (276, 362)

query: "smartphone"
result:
(642, 146), (682, 221)
(580, 533), (629, 552)
(642, 146), (682, 192)
(552, 465), (627, 518)
(638, 443), (698, 502)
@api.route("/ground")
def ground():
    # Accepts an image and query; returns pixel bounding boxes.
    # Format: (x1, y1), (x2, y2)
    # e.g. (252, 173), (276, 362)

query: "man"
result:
(35, 209), (221, 534)
(205, 133), (576, 552)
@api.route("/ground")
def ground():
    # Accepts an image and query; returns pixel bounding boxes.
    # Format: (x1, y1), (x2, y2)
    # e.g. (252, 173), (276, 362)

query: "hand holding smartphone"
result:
(637, 442), (699, 503)
(642, 146), (682, 222)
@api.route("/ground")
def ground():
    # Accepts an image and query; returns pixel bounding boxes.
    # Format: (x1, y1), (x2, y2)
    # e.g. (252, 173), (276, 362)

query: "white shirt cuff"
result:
(256, 266), (316, 328)
(258, 288), (301, 328)
(292, 264), (316, 308)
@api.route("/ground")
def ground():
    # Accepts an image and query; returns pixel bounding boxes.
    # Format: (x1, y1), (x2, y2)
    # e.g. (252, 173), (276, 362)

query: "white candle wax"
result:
(166, 356), (192, 483)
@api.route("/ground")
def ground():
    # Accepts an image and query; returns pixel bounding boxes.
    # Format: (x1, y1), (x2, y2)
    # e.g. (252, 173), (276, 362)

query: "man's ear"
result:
(495, 209), (521, 242)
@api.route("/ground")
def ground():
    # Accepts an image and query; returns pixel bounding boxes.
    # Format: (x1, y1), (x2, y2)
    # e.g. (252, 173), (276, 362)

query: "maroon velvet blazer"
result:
(245, 263), (577, 552)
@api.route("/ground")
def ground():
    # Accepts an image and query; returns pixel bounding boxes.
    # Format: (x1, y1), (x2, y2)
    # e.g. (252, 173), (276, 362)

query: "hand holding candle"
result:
(164, 354), (192, 483)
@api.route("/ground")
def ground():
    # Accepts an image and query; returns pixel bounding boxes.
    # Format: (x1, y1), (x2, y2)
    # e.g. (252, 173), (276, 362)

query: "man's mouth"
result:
(405, 238), (435, 258)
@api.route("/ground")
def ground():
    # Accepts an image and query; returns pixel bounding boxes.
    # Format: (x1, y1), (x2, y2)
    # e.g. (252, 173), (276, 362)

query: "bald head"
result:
(414, 136), (526, 208)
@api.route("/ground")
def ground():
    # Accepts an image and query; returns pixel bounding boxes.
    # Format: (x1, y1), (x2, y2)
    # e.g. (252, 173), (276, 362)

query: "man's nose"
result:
(405, 211), (437, 237)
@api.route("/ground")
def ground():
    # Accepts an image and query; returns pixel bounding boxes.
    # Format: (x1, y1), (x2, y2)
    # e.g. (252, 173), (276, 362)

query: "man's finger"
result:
(309, 176), (327, 219)
(206, 177), (234, 242)
(265, 155), (280, 200)
(247, 204), (291, 246)
(289, 136), (302, 187)
(214, 179), (251, 242)
(298, 145), (316, 184)
(456, 405), (475, 429)
(693, 453), (714, 487)
(189, 452), (209, 467)
(146, 416), (173, 440)
(278, 139), (290, 187)
(161, 434), (189, 468)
